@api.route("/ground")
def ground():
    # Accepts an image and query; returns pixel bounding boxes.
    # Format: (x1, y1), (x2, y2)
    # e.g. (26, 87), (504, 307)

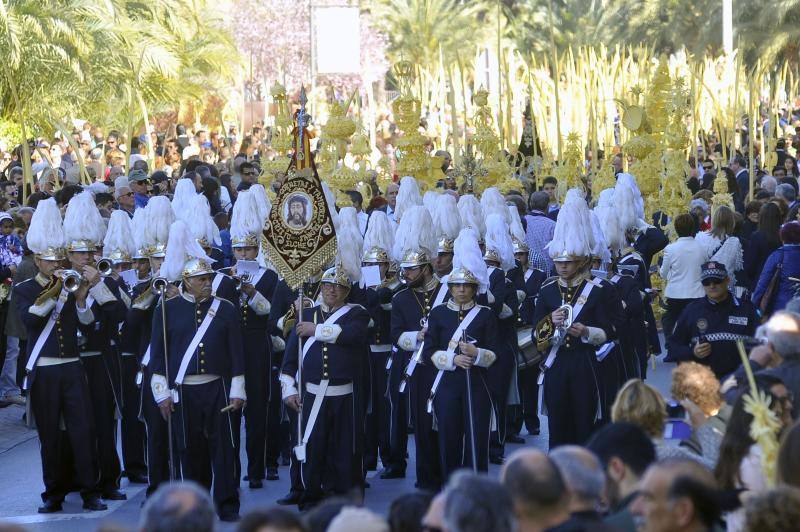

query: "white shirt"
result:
(357, 210), (369, 235)
(695, 231), (743, 281)
(659, 236), (706, 299)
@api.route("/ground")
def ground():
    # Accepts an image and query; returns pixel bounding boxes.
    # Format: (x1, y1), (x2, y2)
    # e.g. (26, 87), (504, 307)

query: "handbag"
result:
(759, 250), (784, 317)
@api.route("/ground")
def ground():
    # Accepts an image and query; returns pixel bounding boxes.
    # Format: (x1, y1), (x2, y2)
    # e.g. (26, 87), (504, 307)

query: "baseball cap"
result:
(128, 169), (149, 182)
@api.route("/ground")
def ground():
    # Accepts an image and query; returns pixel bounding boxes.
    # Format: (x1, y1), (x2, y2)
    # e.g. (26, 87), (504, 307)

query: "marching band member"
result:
(388, 205), (444, 489)
(64, 191), (128, 501)
(103, 210), (148, 486)
(280, 260), (370, 509)
(425, 228), (497, 477)
(230, 189), (279, 488)
(130, 196), (176, 497)
(533, 189), (620, 448)
(361, 211), (400, 474)
(15, 199), (106, 513)
(149, 220), (246, 522)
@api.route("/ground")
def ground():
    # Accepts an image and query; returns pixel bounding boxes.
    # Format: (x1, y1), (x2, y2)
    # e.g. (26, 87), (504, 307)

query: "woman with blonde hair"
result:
(695, 205), (743, 290)
(611, 379), (712, 467)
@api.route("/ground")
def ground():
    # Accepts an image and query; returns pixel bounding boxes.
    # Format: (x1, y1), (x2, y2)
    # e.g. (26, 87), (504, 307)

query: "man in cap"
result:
(129, 169), (151, 209)
(148, 221), (245, 521)
(280, 265), (370, 509)
(15, 199), (107, 513)
(666, 261), (759, 379)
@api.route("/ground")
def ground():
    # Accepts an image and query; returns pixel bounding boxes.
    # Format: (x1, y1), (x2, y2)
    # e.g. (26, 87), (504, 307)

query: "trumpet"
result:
(232, 272), (252, 290)
(96, 258), (114, 277)
(59, 270), (83, 292)
(551, 304), (574, 347)
(151, 277), (169, 295)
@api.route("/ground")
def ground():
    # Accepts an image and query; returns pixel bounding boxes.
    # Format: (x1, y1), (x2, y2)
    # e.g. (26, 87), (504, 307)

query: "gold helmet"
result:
(512, 237), (529, 254)
(362, 246), (390, 264)
(320, 266), (351, 288)
(182, 257), (215, 279)
(400, 249), (431, 268)
(437, 237), (454, 254)
(231, 233), (260, 249)
(447, 266), (480, 286)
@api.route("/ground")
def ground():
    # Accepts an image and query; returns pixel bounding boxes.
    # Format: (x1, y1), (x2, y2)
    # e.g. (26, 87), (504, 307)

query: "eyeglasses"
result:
(120, 191), (134, 197)
(242, 171), (258, 177)
(701, 278), (724, 286)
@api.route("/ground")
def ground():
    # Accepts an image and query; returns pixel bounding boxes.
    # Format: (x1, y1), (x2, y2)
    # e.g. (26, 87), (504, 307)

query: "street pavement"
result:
(0, 354), (672, 531)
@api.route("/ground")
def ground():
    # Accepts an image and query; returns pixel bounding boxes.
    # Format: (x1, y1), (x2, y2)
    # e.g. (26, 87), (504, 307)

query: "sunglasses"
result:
(701, 278), (725, 286)
(120, 191), (134, 197)
(242, 171), (258, 177)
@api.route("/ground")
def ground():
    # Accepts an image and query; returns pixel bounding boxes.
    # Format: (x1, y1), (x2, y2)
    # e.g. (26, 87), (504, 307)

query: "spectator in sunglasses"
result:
(237, 161), (259, 191)
(128, 169), (151, 209)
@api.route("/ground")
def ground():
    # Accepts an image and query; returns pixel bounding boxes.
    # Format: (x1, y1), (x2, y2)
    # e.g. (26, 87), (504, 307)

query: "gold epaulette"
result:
(133, 287), (153, 306)
(535, 313), (555, 352)
(34, 278), (63, 307)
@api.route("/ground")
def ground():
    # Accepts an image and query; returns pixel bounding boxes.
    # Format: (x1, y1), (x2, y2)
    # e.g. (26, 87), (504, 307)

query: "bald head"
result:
(550, 445), (606, 509)
(502, 449), (568, 520)
(386, 183), (399, 208)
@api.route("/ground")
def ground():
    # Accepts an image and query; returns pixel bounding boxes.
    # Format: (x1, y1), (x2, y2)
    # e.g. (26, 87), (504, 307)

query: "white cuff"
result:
(499, 304), (513, 319)
(516, 290), (526, 304)
(368, 318), (375, 329)
(398, 331), (421, 351)
(248, 291), (271, 315)
(486, 290), (496, 304)
(89, 282), (117, 306)
(271, 335), (286, 351)
(315, 323), (342, 343)
(474, 348), (497, 368)
(432, 350), (456, 371)
(133, 292), (156, 310)
(277, 316), (286, 330)
(29, 298), (56, 317)
(279, 373), (298, 399)
(581, 326), (607, 346)
(380, 302), (393, 311)
(229, 375), (246, 400)
(151, 373), (171, 403)
(76, 303), (95, 325)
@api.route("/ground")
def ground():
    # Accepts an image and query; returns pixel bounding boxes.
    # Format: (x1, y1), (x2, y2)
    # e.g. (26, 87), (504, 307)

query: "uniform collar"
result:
(447, 299), (476, 311)
(558, 271), (589, 288)
(180, 287), (211, 305)
(320, 302), (347, 313)
(414, 275), (439, 293)
(35, 273), (51, 287)
(706, 292), (737, 307)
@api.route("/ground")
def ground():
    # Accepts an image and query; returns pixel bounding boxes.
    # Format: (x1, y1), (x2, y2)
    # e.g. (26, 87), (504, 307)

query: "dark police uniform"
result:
(281, 302), (370, 505)
(533, 273), (619, 447)
(79, 277), (128, 497)
(390, 277), (447, 488)
(236, 266), (279, 484)
(117, 276), (148, 484)
(15, 275), (100, 507)
(424, 299), (497, 478)
(149, 291), (245, 519)
(363, 277), (402, 472)
(666, 293), (758, 379)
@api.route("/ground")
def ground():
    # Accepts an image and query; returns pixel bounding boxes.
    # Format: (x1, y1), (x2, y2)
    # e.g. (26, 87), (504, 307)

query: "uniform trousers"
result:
(508, 365), (540, 435)
(488, 339), (515, 460)
(285, 406), (304, 497)
(30, 361), (98, 502)
(386, 349), (409, 473)
(243, 330), (270, 481)
(299, 383), (359, 502)
(80, 354), (122, 493)
(174, 379), (240, 517)
(433, 369), (492, 480)
(265, 349), (285, 469)
(597, 348), (623, 426)
(364, 348), (392, 471)
(140, 367), (172, 497)
(409, 363), (442, 490)
(543, 349), (600, 448)
(119, 355), (147, 479)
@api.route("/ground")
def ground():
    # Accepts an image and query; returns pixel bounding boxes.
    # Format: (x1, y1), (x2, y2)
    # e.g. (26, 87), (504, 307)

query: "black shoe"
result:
(101, 489), (127, 501)
(279, 455), (291, 466)
(83, 497), (108, 511)
(128, 474), (148, 484)
(529, 428), (541, 436)
(507, 434), (525, 444)
(38, 500), (63, 514)
(379, 467), (405, 479)
(266, 467), (279, 481)
(243, 475), (249, 481)
(276, 492), (302, 505)
(489, 455), (505, 465)
(249, 479), (263, 489)
(219, 512), (240, 522)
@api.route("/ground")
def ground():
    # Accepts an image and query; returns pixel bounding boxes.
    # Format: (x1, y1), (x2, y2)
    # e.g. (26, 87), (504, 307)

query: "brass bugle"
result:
(96, 258), (114, 277)
(233, 272), (251, 290)
(151, 277), (169, 295)
(60, 269), (83, 293)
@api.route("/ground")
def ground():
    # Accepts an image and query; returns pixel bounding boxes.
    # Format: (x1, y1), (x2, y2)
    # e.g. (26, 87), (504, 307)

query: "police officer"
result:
(149, 220), (246, 522)
(15, 198), (107, 513)
(63, 191), (128, 501)
(533, 189), (619, 448)
(280, 265), (370, 509)
(426, 229), (497, 477)
(389, 206), (445, 489)
(229, 189), (279, 488)
(666, 261), (759, 379)
(361, 211), (401, 474)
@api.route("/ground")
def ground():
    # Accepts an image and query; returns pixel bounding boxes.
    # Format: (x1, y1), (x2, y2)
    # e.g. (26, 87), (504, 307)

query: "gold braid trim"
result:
(535, 313), (555, 352)
(33, 278), (63, 307)
(133, 287), (153, 306)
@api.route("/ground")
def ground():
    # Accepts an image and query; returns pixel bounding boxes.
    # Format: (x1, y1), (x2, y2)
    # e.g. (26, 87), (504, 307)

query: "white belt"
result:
(183, 374), (219, 385)
(37, 357), (80, 367)
(121, 352), (137, 357)
(306, 381), (353, 396)
(80, 351), (102, 358)
(370, 344), (392, 353)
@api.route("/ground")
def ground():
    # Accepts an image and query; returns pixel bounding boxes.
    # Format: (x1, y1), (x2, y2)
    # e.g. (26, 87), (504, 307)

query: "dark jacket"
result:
(744, 230), (780, 290)
(752, 245), (800, 313)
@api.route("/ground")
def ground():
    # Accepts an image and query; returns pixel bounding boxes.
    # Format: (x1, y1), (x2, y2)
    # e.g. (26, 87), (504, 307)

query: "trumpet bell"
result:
(152, 277), (169, 295)
(96, 258), (114, 277)
(60, 270), (83, 293)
